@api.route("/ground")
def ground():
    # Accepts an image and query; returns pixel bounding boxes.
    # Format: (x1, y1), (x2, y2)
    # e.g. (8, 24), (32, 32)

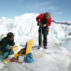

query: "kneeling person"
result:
(0, 32), (15, 60)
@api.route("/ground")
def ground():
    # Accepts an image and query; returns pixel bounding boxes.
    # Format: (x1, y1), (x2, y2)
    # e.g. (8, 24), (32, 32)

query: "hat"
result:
(7, 32), (14, 38)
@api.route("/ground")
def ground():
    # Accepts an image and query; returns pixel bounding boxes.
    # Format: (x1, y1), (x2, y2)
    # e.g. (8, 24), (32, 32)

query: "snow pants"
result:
(38, 27), (48, 47)
(0, 45), (14, 59)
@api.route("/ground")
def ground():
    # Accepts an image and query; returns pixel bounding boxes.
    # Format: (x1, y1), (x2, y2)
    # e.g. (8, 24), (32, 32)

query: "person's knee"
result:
(9, 49), (14, 55)
(3, 51), (9, 59)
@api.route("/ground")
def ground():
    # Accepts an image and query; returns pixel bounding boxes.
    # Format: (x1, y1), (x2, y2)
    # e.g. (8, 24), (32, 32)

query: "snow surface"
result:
(0, 13), (71, 71)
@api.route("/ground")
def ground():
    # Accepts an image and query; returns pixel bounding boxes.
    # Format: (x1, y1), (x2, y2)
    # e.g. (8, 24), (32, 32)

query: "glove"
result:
(37, 22), (40, 26)
(48, 29), (49, 32)
(42, 24), (47, 27)
(47, 27), (49, 32)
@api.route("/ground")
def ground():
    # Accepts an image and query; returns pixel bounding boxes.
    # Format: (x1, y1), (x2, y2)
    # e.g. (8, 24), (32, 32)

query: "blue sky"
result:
(0, 0), (71, 21)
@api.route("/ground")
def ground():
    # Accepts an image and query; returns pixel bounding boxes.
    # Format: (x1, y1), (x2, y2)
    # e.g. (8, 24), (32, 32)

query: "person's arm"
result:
(46, 17), (52, 26)
(1, 39), (9, 51)
(36, 13), (45, 25)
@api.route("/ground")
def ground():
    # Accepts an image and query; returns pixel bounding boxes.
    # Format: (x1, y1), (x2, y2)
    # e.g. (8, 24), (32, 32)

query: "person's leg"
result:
(3, 49), (14, 59)
(0, 46), (3, 54)
(2, 51), (9, 64)
(43, 30), (48, 49)
(0, 46), (1, 51)
(9, 49), (14, 55)
(2, 45), (10, 59)
(3, 51), (9, 59)
(38, 28), (42, 49)
(2, 45), (14, 64)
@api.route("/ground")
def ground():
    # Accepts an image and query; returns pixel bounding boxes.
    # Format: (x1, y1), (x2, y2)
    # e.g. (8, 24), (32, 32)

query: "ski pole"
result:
(39, 22), (43, 48)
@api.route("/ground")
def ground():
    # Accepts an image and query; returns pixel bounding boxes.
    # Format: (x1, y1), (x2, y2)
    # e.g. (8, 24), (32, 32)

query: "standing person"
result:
(36, 12), (51, 49)
(0, 32), (15, 63)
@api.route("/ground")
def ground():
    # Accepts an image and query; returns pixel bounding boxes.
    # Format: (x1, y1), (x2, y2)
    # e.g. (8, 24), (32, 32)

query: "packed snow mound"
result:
(0, 13), (71, 45)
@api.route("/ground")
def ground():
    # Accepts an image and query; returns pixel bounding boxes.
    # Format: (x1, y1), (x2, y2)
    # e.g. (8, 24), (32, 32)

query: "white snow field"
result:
(0, 13), (71, 71)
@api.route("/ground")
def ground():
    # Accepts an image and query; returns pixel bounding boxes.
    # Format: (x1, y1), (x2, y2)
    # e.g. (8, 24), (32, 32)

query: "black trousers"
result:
(38, 27), (48, 47)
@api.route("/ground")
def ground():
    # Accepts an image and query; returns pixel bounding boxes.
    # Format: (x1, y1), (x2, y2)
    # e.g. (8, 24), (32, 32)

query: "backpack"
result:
(26, 53), (34, 63)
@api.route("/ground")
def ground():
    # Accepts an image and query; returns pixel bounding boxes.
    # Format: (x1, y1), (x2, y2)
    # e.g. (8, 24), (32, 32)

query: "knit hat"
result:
(7, 32), (14, 38)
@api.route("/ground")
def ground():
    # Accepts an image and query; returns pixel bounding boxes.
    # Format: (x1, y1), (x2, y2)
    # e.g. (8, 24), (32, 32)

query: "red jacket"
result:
(36, 13), (51, 26)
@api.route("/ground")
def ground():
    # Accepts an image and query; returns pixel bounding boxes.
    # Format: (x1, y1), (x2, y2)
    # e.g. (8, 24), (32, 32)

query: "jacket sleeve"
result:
(36, 13), (45, 23)
(46, 17), (52, 26)
(1, 39), (8, 51)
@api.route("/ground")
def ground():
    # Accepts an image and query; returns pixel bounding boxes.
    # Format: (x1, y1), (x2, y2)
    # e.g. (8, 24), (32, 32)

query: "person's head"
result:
(7, 32), (14, 40)
(45, 12), (51, 19)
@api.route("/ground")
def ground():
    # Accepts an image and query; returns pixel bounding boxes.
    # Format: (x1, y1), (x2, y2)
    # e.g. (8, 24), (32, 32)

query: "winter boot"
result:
(44, 46), (47, 49)
(38, 46), (41, 49)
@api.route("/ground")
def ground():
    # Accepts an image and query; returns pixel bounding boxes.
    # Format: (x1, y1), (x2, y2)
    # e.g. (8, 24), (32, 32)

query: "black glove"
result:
(37, 22), (40, 26)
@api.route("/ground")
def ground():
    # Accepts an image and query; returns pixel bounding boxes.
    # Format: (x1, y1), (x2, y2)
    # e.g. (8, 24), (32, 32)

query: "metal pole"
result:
(39, 22), (43, 48)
